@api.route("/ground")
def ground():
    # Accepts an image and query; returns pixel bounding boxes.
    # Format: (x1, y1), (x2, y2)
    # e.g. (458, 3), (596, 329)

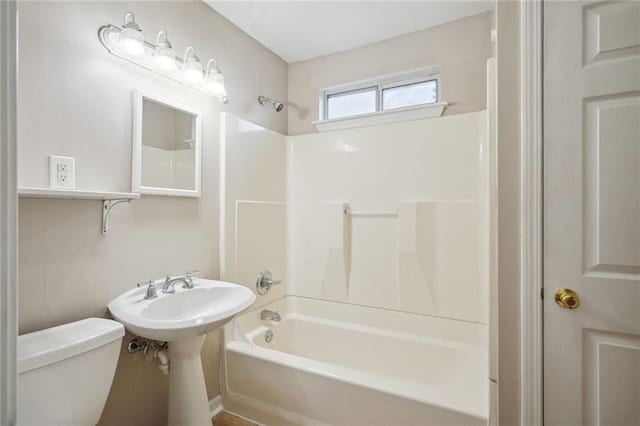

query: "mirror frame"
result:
(132, 89), (202, 197)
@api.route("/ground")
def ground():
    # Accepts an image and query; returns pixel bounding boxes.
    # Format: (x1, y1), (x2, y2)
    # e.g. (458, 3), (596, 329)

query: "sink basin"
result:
(108, 278), (255, 341)
(108, 278), (256, 426)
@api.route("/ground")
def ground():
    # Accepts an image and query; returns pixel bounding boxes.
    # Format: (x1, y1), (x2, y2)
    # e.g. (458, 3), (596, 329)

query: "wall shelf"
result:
(313, 102), (447, 132)
(18, 187), (140, 236)
(18, 187), (140, 200)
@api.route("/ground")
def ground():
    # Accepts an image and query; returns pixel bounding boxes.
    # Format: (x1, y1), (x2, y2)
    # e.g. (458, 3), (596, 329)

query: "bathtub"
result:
(222, 296), (488, 425)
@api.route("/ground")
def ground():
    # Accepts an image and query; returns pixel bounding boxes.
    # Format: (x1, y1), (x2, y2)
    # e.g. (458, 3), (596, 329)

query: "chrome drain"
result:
(264, 329), (273, 343)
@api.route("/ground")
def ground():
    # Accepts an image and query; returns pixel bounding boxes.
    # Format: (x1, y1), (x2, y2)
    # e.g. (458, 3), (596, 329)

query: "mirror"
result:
(132, 90), (202, 197)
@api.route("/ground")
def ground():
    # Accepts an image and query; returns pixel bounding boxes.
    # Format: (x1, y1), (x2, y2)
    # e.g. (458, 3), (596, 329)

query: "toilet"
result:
(17, 318), (124, 426)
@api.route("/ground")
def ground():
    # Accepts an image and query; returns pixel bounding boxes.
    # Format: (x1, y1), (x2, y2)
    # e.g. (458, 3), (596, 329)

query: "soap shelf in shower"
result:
(18, 187), (140, 236)
(343, 206), (398, 217)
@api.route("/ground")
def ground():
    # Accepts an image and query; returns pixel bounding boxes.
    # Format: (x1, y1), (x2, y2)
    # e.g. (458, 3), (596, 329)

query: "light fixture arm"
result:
(156, 30), (171, 47)
(122, 12), (141, 32)
(183, 46), (196, 62)
(206, 59), (219, 74)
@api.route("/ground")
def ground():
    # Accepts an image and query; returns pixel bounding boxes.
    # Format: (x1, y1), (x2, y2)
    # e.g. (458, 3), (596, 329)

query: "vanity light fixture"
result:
(153, 30), (176, 71)
(98, 12), (228, 102)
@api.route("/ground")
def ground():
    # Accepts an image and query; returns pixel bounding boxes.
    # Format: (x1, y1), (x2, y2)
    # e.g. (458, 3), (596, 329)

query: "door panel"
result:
(584, 2), (640, 64)
(583, 94), (640, 278)
(544, 1), (640, 425)
(583, 330), (640, 425)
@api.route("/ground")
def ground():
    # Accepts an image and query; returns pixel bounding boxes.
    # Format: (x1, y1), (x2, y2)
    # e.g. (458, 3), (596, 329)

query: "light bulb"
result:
(117, 12), (144, 57)
(118, 27), (144, 56)
(207, 79), (224, 96)
(153, 31), (176, 70)
(182, 47), (203, 83)
(154, 52), (176, 70)
(184, 66), (203, 83)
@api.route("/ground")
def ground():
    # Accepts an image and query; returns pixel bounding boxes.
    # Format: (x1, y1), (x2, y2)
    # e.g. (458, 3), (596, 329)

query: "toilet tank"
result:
(18, 318), (125, 426)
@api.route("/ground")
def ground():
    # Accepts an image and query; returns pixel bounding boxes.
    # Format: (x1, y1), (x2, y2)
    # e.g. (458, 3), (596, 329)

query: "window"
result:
(382, 79), (438, 111)
(326, 87), (377, 120)
(321, 68), (440, 120)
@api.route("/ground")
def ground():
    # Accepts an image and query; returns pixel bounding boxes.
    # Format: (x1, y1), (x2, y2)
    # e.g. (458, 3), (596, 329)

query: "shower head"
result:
(258, 95), (285, 112)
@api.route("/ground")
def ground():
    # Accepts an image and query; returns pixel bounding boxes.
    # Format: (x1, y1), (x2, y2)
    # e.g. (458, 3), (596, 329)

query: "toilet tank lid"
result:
(18, 318), (124, 374)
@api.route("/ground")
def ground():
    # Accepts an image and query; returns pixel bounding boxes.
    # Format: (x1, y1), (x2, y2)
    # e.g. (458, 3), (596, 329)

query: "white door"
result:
(544, 1), (640, 424)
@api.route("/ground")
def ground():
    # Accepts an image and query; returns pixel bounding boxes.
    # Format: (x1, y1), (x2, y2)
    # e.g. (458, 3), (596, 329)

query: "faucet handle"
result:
(184, 270), (199, 289)
(137, 280), (157, 300)
(256, 270), (281, 295)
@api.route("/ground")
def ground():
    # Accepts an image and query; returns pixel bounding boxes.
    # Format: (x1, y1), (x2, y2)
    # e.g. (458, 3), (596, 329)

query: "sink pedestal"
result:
(168, 335), (211, 426)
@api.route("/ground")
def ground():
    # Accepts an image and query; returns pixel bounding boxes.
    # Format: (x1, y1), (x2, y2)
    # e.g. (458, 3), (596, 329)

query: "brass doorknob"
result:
(555, 288), (580, 309)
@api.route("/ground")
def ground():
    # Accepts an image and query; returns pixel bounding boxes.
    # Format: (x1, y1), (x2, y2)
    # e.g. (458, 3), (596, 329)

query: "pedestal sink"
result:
(108, 278), (255, 426)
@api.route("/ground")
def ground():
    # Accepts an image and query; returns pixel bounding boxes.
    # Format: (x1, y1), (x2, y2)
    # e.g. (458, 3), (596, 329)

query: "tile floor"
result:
(212, 411), (258, 426)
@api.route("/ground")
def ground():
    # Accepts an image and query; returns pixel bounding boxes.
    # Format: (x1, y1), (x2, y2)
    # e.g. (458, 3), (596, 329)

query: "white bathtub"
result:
(222, 296), (488, 425)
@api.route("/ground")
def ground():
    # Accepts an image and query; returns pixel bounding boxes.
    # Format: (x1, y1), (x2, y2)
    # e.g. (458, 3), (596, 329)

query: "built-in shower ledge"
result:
(313, 101), (447, 132)
(18, 187), (140, 200)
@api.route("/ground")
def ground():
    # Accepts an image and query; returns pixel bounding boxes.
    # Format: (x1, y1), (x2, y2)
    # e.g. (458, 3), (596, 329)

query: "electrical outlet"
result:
(49, 155), (75, 189)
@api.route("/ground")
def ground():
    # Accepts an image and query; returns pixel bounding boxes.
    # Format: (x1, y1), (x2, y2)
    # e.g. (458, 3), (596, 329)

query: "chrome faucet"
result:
(162, 270), (198, 293)
(260, 309), (281, 322)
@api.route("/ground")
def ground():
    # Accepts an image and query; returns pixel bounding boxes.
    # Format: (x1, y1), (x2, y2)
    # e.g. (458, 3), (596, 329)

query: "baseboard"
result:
(209, 395), (223, 418)
(210, 395), (264, 424)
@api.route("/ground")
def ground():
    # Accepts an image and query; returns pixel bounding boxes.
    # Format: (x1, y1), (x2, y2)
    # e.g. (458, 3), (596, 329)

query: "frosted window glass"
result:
(382, 80), (438, 110)
(327, 89), (377, 119)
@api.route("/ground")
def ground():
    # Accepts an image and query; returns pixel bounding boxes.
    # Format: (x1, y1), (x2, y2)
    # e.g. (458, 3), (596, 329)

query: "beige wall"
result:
(496, 1), (521, 425)
(16, 2), (287, 425)
(287, 11), (492, 135)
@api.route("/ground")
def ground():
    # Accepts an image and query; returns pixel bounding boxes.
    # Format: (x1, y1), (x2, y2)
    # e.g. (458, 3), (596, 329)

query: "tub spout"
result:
(261, 309), (281, 322)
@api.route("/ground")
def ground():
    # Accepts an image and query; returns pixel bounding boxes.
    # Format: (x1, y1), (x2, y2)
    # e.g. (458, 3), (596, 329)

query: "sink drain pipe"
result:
(127, 337), (170, 375)
(156, 347), (169, 375)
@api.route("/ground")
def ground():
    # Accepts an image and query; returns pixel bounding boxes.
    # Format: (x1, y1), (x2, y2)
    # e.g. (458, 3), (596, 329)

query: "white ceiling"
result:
(206, 1), (494, 63)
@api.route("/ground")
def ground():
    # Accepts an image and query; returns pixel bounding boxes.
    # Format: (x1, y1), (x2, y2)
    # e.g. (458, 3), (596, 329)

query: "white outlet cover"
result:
(49, 155), (76, 189)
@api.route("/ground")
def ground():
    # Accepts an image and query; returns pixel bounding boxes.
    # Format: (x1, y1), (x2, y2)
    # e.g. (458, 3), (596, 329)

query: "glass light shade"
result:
(117, 26), (144, 56)
(206, 70), (225, 96)
(183, 59), (203, 83)
(153, 45), (176, 71)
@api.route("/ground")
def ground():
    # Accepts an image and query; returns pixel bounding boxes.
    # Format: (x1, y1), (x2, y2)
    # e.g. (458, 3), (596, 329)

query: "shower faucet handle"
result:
(256, 270), (281, 295)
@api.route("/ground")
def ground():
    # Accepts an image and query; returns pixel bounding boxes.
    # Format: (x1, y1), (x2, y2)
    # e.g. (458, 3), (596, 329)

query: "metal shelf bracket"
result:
(102, 199), (132, 236)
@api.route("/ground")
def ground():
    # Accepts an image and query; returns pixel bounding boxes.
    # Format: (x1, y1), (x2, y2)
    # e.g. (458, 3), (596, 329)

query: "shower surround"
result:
(219, 110), (490, 424)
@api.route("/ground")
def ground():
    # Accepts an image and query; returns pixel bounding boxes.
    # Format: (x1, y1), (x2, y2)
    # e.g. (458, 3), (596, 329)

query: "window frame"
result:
(320, 67), (441, 121)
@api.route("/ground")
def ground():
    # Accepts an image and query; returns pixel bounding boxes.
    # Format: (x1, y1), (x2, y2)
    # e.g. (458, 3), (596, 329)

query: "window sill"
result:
(313, 102), (447, 132)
